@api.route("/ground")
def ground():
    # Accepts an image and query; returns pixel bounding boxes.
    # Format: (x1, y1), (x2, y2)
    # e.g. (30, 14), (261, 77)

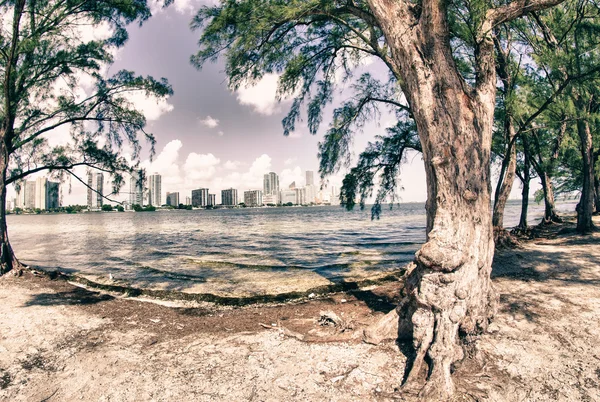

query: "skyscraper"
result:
(208, 194), (216, 206)
(34, 177), (47, 210)
(221, 188), (238, 206)
(24, 181), (36, 209)
(148, 173), (162, 206)
(306, 170), (314, 186)
(191, 188), (209, 207)
(46, 181), (59, 209)
(263, 172), (279, 195)
(263, 172), (279, 204)
(166, 192), (180, 207)
(129, 169), (144, 206)
(87, 172), (103, 210)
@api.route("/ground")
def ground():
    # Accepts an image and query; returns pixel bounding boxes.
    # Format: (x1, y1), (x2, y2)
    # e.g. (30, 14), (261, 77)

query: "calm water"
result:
(7, 200), (577, 295)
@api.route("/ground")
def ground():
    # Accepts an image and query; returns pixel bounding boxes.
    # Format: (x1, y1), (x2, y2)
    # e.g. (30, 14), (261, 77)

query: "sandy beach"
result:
(1, 217), (599, 401)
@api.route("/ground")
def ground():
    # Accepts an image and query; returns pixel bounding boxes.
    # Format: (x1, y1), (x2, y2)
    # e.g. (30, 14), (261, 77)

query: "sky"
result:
(10, 0), (531, 206)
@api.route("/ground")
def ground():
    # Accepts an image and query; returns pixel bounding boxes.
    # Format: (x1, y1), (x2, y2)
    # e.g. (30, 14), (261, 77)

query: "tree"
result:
(0, 0), (172, 274)
(518, 2), (600, 232)
(101, 204), (113, 212)
(192, 0), (566, 397)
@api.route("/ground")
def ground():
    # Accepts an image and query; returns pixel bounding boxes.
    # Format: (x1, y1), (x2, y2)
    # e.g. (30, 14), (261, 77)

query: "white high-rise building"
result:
(166, 192), (180, 207)
(263, 172), (279, 204)
(148, 173), (162, 206)
(16, 180), (36, 210)
(306, 170), (314, 186)
(87, 172), (104, 210)
(34, 177), (47, 210)
(305, 184), (316, 204)
(263, 172), (279, 194)
(130, 169), (144, 206)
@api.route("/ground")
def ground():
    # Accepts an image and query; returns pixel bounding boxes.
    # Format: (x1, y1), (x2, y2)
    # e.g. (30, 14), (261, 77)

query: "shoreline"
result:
(27, 267), (407, 307)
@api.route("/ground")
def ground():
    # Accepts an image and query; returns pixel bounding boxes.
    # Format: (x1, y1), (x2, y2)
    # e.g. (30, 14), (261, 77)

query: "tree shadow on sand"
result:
(23, 287), (114, 307)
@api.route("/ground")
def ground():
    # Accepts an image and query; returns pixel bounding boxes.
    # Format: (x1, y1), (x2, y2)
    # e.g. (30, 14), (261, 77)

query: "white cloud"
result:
(218, 131), (224, 136)
(284, 157), (297, 166)
(184, 153), (221, 182)
(124, 91), (174, 121)
(280, 166), (304, 189)
(224, 160), (241, 170)
(236, 74), (282, 115)
(199, 115), (219, 128)
(150, 0), (217, 15)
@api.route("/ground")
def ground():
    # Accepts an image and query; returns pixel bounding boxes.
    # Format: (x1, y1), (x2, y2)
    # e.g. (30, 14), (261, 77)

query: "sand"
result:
(0, 217), (599, 401)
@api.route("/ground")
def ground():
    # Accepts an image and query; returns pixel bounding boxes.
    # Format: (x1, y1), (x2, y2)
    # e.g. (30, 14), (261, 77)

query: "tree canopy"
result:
(0, 0), (173, 198)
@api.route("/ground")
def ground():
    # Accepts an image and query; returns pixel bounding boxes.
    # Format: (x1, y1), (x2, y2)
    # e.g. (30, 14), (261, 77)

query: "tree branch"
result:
(488, 0), (567, 27)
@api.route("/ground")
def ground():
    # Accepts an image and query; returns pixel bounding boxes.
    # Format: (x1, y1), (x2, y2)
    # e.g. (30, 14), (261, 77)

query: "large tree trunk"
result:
(576, 120), (596, 233)
(0, 137), (20, 275)
(364, 1), (497, 398)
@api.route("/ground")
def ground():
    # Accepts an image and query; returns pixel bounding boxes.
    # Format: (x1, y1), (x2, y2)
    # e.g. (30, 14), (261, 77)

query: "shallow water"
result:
(8, 200), (577, 295)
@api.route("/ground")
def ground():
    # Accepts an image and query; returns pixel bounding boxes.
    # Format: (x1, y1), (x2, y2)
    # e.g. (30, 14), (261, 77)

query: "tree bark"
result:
(364, 1), (497, 398)
(0, 135), (20, 275)
(576, 119), (596, 233)
(492, 125), (517, 230)
(594, 174), (600, 214)
(517, 151), (531, 231)
(538, 171), (562, 224)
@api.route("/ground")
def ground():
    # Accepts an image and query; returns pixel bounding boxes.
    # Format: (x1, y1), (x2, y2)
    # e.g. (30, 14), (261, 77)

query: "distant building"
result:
(34, 177), (47, 210)
(16, 180), (36, 210)
(244, 190), (263, 207)
(129, 169), (144, 206)
(305, 184), (316, 204)
(295, 187), (306, 205)
(263, 194), (278, 205)
(221, 188), (238, 206)
(330, 186), (340, 205)
(279, 189), (297, 205)
(263, 172), (279, 196)
(87, 172), (104, 210)
(47, 181), (59, 209)
(24, 181), (36, 209)
(166, 192), (180, 207)
(27, 177), (60, 210)
(306, 170), (314, 186)
(191, 188), (209, 207)
(288, 181), (296, 190)
(208, 194), (216, 207)
(185, 196), (192, 206)
(148, 173), (162, 206)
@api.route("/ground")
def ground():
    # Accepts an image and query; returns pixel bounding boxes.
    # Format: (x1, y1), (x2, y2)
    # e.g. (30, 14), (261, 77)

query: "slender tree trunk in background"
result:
(493, 126), (517, 231)
(594, 175), (600, 214)
(492, 35), (517, 235)
(0, 136), (20, 275)
(538, 171), (562, 224)
(364, 1), (497, 398)
(517, 151), (531, 231)
(576, 119), (596, 232)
